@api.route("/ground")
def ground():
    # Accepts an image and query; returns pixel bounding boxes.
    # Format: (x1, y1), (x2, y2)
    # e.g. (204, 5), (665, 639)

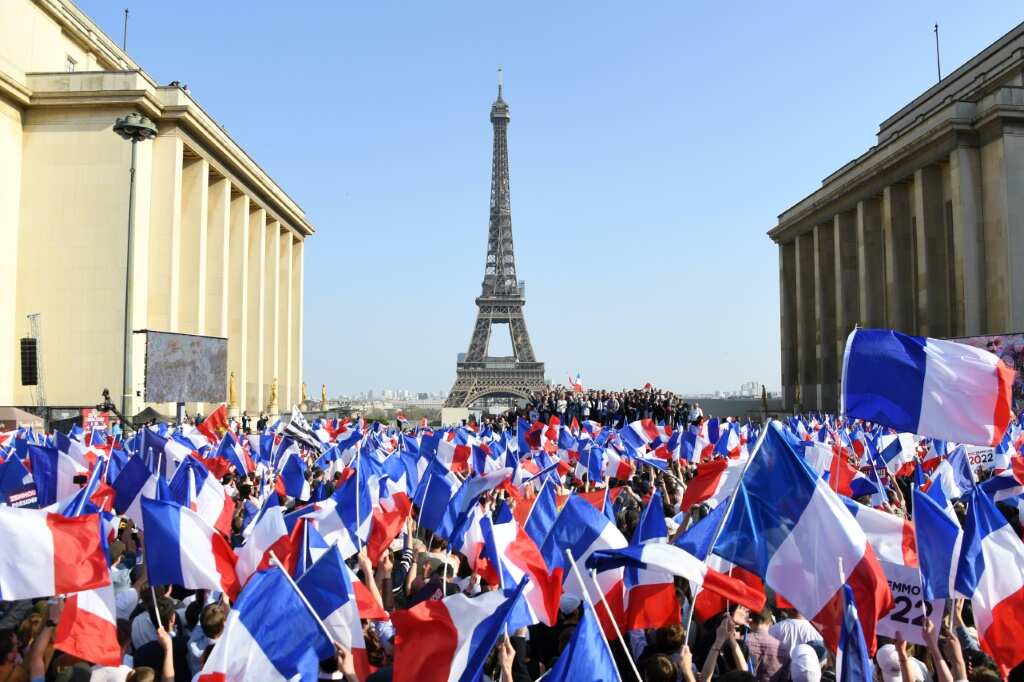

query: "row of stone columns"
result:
(145, 134), (303, 416)
(780, 152), (973, 411)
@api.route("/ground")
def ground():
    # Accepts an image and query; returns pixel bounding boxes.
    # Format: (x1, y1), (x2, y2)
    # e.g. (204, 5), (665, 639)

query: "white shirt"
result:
(768, 617), (823, 654)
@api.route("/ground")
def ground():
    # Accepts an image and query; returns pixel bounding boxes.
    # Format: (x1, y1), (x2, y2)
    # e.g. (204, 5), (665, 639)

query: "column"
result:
(795, 231), (817, 409)
(292, 239), (304, 412)
(881, 182), (915, 332)
(913, 165), (949, 336)
(779, 242), (798, 410)
(147, 135), (183, 332)
(179, 157), (208, 335)
(280, 230), (293, 409)
(1005, 134), (1024, 332)
(247, 207), (266, 413)
(833, 210), (859, 378)
(264, 220), (280, 413)
(948, 144), (984, 336)
(857, 196), (885, 328)
(228, 193), (249, 416)
(813, 223), (837, 410)
(206, 176), (230, 338)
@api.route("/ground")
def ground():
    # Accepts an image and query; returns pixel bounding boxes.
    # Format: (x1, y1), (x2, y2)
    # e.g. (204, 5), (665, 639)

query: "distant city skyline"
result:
(74, 1), (1024, 396)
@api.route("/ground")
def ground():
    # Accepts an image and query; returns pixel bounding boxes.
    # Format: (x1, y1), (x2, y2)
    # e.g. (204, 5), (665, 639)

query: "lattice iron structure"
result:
(445, 84), (545, 408)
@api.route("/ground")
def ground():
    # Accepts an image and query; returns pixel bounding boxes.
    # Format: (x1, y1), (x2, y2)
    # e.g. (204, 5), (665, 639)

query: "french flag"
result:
(875, 434), (917, 476)
(620, 419), (664, 450)
(169, 455), (235, 537)
(112, 455), (170, 530)
(843, 329), (1015, 446)
(540, 495), (628, 639)
(142, 497), (241, 599)
(0, 507), (110, 600)
(911, 486), (963, 600)
(235, 494), (291, 586)
(955, 488), (1024, 674)
(679, 458), (743, 512)
(199, 566), (334, 682)
(27, 443), (87, 508)
(979, 455), (1024, 502)
(835, 585), (873, 682)
(714, 422), (893, 653)
(621, 490), (680, 629)
(297, 545), (370, 680)
(480, 506), (563, 627)
(841, 498), (918, 568)
(391, 582), (526, 682)
(53, 583), (120, 667)
(213, 432), (253, 476)
(367, 473), (413, 565)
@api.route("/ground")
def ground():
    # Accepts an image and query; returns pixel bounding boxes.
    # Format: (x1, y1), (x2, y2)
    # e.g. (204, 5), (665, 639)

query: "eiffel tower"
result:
(444, 80), (545, 408)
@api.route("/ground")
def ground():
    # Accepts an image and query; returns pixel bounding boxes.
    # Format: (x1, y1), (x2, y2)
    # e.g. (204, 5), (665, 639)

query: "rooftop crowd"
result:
(1, 378), (1022, 682)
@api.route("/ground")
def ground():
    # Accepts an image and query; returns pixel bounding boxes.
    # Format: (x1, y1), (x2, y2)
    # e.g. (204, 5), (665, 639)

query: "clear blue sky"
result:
(78, 1), (1023, 396)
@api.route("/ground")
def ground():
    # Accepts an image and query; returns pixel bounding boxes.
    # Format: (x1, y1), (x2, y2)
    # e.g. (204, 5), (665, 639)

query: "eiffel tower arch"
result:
(445, 82), (545, 409)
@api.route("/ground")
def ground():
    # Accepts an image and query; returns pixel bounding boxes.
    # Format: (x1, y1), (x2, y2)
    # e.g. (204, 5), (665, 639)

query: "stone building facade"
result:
(771, 23), (1024, 411)
(0, 0), (313, 417)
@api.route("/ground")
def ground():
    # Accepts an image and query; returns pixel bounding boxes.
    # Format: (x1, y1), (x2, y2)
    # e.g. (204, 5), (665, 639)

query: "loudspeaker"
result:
(20, 338), (37, 386)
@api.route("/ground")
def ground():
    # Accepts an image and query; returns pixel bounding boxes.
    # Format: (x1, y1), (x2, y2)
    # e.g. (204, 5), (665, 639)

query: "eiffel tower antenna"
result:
(444, 83), (545, 409)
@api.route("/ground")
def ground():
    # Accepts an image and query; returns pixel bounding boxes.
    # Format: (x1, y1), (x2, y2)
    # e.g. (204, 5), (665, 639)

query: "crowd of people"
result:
(0, 383), (1022, 682)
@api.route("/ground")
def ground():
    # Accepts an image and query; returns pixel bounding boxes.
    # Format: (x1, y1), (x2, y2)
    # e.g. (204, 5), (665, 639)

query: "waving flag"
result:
(199, 566), (333, 682)
(235, 495), (291, 586)
(53, 583), (120, 667)
(979, 455), (1024, 502)
(714, 423), (892, 653)
(142, 498), (241, 599)
(112, 454), (171, 529)
(480, 509), (563, 627)
(524, 477), (559, 547)
(841, 498), (917, 568)
(621, 490), (679, 630)
(0, 506), (110, 599)
(197, 404), (229, 443)
(213, 432), (253, 477)
(168, 455), (235, 537)
(276, 447), (311, 501)
(911, 486), (962, 601)
(954, 488), (1024, 674)
(541, 495), (628, 639)
(842, 329), (1015, 445)
(392, 581), (526, 682)
(297, 545), (370, 681)
(835, 585), (872, 682)
(544, 594), (619, 682)
(679, 458), (743, 512)
(28, 443), (86, 508)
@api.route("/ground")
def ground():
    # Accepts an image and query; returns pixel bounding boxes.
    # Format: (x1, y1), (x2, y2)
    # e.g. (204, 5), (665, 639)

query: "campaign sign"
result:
(82, 408), (110, 430)
(876, 560), (942, 646)
(964, 446), (997, 472)
(6, 483), (38, 509)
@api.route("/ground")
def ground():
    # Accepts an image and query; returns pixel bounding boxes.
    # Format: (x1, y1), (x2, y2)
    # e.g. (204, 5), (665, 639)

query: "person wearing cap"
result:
(876, 637), (931, 682)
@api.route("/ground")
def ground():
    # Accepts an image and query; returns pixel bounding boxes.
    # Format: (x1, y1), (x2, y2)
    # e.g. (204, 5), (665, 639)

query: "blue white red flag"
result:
(843, 329), (1015, 445)
(198, 566), (333, 682)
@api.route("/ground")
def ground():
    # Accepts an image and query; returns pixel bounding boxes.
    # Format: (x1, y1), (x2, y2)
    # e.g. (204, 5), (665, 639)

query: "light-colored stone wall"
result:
(0, 0), (314, 419)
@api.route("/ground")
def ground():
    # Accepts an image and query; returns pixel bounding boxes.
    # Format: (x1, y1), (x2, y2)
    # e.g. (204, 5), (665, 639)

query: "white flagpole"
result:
(268, 550), (335, 644)
(681, 420), (773, 643)
(564, 547), (636, 682)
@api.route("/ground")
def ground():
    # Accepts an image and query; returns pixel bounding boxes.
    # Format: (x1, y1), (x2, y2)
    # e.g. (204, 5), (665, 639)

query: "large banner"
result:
(951, 333), (1024, 406)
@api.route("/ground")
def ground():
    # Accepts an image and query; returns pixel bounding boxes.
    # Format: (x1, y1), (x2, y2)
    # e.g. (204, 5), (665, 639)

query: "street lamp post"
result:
(113, 113), (157, 425)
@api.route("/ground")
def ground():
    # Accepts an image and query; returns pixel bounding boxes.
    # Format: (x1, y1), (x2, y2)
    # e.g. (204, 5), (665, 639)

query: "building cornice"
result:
(33, 0), (139, 72)
(0, 71), (32, 107)
(23, 71), (314, 237)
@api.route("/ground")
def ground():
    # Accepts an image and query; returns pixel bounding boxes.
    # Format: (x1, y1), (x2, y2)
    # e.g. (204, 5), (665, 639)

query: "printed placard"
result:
(875, 560), (943, 646)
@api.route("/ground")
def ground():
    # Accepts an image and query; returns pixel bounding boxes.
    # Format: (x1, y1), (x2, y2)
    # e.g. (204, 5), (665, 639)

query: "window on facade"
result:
(65, 55), (77, 72)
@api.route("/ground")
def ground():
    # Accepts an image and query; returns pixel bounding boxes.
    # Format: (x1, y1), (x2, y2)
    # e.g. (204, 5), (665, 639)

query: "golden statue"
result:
(320, 383), (328, 411)
(301, 382), (309, 408)
(267, 377), (279, 413)
(228, 371), (237, 408)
